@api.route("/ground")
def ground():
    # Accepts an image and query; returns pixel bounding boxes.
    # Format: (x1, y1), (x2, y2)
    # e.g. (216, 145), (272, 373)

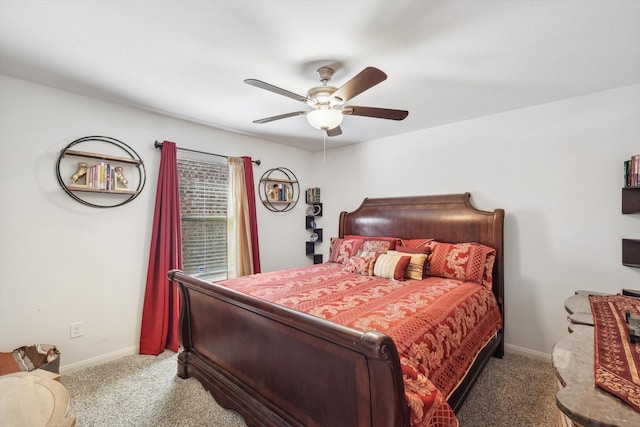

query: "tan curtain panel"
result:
(227, 157), (254, 278)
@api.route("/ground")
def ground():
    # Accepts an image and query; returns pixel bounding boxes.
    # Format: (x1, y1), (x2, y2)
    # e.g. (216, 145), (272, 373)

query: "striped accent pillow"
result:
(387, 250), (429, 280)
(373, 253), (411, 281)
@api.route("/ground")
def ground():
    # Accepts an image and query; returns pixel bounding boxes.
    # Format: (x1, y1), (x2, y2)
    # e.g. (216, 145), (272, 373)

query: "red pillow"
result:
(394, 247), (431, 278)
(428, 242), (496, 287)
(398, 238), (434, 249)
(395, 246), (430, 254)
(329, 238), (364, 265)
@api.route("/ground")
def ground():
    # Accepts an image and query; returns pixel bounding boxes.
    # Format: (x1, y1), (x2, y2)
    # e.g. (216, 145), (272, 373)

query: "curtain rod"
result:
(154, 141), (261, 165)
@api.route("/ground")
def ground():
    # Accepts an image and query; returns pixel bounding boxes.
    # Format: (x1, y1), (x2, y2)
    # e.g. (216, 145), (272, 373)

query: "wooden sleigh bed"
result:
(168, 193), (504, 427)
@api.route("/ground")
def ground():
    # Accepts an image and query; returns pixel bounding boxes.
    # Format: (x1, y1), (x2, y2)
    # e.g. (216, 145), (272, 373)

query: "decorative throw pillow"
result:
(345, 235), (398, 250)
(361, 239), (393, 252)
(328, 238), (364, 265)
(428, 242), (496, 288)
(398, 238), (434, 249)
(373, 253), (411, 281)
(480, 252), (496, 289)
(343, 254), (376, 276)
(357, 250), (384, 275)
(388, 249), (430, 280)
(357, 250), (380, 257)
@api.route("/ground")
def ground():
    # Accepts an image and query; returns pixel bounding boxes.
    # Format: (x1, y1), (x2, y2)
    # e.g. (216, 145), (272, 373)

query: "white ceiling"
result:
(1, 0), (639, 152)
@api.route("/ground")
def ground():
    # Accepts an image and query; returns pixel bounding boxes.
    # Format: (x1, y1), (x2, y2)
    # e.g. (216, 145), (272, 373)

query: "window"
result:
(177, 157), (228, 281)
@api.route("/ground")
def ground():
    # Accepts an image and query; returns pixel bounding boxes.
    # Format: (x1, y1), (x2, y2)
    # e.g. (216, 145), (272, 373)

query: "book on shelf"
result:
(305, 187), (321, 204)
(268, 183), (292, 202)
(625, 155), (640, 187)
(85, 162), (116, 190)
(73, 162), (128, 190)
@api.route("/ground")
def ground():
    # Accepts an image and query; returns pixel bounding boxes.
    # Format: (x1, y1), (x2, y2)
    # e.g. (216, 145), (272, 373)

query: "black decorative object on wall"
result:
(622, 186), (640, 268)
(305, 186), (322, 264)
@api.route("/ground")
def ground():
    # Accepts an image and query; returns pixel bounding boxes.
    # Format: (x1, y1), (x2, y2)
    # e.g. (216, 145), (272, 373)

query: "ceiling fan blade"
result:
(326, 126), (342, 137)
(343, 106), (409, 121)
(244, 79), (309, 103)
(332, 67), (387, 103)
(252, 111), (308, 124)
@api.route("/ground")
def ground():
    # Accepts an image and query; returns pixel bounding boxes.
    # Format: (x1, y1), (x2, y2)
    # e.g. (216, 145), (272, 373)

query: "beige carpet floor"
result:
(456, 352), (557, 426)
(61, 350), (557, 426)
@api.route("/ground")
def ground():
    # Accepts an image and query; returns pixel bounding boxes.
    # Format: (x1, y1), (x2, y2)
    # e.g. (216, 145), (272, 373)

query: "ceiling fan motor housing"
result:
(306, 86), (342, 107)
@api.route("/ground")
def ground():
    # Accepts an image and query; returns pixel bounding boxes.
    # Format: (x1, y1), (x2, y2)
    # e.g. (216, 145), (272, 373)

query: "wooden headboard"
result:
(339, 193), (505, 355)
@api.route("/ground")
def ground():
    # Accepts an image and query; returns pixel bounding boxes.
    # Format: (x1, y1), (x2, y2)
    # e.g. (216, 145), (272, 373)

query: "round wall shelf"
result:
(259, 167), (299, 212)
(56, 136), (146, 208)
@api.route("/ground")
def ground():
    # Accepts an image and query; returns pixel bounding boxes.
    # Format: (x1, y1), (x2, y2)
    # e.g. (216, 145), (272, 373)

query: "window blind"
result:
(177, 157), (228, 281)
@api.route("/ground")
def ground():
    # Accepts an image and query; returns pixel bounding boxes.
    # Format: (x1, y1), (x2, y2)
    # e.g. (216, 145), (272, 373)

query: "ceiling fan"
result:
(244, 66), (409, 137)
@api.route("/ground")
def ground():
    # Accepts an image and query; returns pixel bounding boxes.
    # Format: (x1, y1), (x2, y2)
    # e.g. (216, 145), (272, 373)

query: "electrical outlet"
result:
(70, 321), (83, 338)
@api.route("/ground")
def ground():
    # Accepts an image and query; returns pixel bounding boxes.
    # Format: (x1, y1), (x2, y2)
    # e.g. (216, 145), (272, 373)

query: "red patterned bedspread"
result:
(220, 262), (502, 427)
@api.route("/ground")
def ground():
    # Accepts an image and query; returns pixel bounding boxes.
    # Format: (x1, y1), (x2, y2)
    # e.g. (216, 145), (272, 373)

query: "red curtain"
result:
(243, 156), (261, 273)
(139, 141), (183, 355)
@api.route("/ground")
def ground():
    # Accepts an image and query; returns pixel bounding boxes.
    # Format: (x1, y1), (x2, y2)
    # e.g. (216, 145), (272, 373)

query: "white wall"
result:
(314, 84), (640, 359)
(0, 75), (313, 370)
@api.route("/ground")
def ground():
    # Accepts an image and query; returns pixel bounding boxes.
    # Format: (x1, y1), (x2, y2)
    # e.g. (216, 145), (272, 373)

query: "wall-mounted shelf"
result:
(622, 186), (640, 268)
(62, 149), (142, 165)
(305, 193), (323, 264)
(622, 186), (640, 214)
(623, 239), (640, 268)
(56, 136), (146, 208)
(259, 167), (299, 212)
(66, 186), (139, 195)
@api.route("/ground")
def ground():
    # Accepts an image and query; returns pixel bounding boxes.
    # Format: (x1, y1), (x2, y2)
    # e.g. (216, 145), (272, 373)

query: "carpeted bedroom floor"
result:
(61, 350), (557, 426)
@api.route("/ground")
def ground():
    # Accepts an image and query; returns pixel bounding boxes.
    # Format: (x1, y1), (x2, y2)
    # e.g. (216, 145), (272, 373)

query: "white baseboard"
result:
(59, 345), (138, 374)
(58, 343), (550, 373)
(505, 343), (551, 362)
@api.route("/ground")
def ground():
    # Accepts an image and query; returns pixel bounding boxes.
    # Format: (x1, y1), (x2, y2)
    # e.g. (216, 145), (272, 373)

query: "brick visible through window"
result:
(177, 157), (228, 281)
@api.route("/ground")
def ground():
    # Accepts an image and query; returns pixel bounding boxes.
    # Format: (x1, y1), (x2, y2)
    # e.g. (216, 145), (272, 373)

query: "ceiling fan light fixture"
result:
(306, 106), (343, 130)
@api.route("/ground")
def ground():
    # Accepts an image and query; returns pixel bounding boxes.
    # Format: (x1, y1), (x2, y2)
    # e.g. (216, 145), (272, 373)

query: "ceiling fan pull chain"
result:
(323, 132), (326, 164)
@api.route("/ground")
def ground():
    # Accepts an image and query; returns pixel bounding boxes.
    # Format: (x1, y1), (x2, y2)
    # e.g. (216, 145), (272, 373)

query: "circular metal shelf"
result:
(56, 136), (146, 208)
(259, 167), (299, 212)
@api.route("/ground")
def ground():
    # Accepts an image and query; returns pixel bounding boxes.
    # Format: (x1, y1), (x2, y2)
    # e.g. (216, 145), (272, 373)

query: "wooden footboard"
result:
(169, 269), (409, 427)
